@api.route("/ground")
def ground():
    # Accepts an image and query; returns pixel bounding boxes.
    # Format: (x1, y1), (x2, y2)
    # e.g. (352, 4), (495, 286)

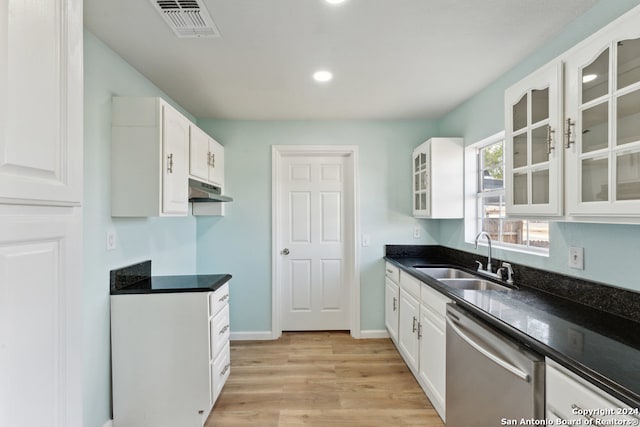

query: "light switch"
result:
(568, 246), (584, 269)
(107, 230), (117, 251)
(362, 234), (370, 247)
(413, 226), (421, 239)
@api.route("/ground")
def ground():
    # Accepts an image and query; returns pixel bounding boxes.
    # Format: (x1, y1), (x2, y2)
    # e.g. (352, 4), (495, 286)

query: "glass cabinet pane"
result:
(415, 173), (420, 191)
(513, 133), (528, 168)
(415, 193), (420, 210)
(582, 102), (609, 153)
(616, 89), (640, 146)
(616, 151), (640, 200)
(420, 193), (427, 210)
(581, 157), (608, 202)
(582, 48), (609, 103)
(414, 156), (419, 171)
(420, 171), (427, 190)
(420, 153), (427, 170)
(531, 88), (549, 124)
(532, 169), (550, 204)
(513, 94), (527, 131)
(531, 125), (550, 164)
(513, 173), (528, 205)
(617, 38), (640, 89)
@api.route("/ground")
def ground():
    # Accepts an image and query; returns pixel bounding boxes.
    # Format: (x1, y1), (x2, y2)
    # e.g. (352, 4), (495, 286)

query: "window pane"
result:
(582, 102), (608, 153)
(524, 220), (550, 249)
(582, 48), (609, 103)
(480, 141), (504, 191)
(616, 89), (640, 146)
(513, 133), (528, 168)
(502, 220), (523, 245)
(617, 38), (640, 90)
(531, 88), (549, 124)
(582, 157), (608, 202)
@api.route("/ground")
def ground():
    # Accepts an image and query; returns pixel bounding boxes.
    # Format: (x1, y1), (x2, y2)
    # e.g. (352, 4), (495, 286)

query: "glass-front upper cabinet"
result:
(505, 62), (564, 216)
(412, 138), (463, 218)
(565, 15), (640, 217)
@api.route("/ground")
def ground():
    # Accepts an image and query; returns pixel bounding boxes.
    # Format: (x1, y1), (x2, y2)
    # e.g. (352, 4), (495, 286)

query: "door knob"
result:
(281, 248), (290, 255)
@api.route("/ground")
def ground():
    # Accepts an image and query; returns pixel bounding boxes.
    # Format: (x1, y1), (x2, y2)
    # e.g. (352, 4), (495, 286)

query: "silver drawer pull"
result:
(392, 297), (397, 311)
(219, 324), (229, 335)
(386, 269), (393, 274)
(220, 363), (230, 376)
(218, 294), (229, 302)
(412, 316), (417, 333)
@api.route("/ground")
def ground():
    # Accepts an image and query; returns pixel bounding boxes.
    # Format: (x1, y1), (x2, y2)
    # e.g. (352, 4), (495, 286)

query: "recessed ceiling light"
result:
(313, 70), (333, 83)
(583, 74), (597, 83)
(325, 0), (347, 4)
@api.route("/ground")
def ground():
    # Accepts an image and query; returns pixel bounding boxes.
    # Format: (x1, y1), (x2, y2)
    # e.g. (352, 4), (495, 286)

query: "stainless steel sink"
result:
(414, 267), (477, 279)
(439, 278), (510, 291)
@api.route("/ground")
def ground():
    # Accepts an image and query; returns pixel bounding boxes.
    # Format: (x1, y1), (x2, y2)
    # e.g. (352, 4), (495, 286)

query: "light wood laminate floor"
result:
(205, 331), (445, 426)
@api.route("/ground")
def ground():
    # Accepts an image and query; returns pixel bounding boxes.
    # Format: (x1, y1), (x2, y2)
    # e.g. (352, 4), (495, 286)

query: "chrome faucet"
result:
(474, 231), (493, 273)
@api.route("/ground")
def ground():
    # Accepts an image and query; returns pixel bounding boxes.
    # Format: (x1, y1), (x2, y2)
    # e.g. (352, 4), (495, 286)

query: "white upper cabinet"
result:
(412, 138), (463, 218)
(112, 97), (190, 217)
(565, 9), (640, 217)
(0, 0), (83, 206)
(189, 125), (225, 187)
(505, 62), (564, 217)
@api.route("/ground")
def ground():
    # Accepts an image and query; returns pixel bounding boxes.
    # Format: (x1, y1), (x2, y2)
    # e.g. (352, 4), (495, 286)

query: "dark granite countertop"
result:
(385, 248), (640, 409)
(110, 260), (232, 295)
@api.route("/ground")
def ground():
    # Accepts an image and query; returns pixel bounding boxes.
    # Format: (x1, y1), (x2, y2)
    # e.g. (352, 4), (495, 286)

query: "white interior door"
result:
(278, 154), (350, 331)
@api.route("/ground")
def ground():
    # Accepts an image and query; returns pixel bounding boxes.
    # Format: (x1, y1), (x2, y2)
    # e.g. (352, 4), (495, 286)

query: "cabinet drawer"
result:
(546, 360), (639, 423)
(209, 282), (230, 317)
(400, 270), (420, 298)
(210, 304), (230, 361)
(385, 262), (400, 283)
(211, 342), (231, 404)
(420, 283), (451, 318)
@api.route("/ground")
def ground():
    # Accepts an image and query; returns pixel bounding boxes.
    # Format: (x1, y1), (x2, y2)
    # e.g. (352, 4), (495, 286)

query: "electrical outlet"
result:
(361, 234), (370, 247)
(106, 230), (117, 251)
(413, 226), (421, 239)
(568, 246), (584, 269)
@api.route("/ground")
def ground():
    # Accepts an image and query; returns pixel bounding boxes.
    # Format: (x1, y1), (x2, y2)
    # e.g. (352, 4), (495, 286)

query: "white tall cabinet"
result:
(0, 1), (83, 426)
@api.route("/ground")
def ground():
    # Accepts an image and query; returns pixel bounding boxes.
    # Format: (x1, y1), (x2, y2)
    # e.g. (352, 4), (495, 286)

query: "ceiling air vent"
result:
(150, 0), (221, 38)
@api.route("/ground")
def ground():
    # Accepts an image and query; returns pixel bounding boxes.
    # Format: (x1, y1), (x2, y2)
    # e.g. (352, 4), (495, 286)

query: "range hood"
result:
(188, 179), (233, 203)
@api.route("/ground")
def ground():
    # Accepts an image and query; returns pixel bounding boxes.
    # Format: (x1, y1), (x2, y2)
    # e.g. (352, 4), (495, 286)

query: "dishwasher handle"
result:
(446, 315), (530, 382)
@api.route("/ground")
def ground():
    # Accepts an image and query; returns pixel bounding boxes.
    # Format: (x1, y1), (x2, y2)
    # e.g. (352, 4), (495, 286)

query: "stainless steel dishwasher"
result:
(446, 304), (545, 427)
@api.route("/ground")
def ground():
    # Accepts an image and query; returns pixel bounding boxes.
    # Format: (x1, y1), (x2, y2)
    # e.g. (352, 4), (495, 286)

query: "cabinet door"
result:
(565, 10), (640, 217)
(0, 208), (82, 427)
(162, 104), (189, 215)
(190, 125), (211, 182)
(398, 288), (420, 372)
(505, 62), (563, 217)
(209, 139), (225, 186)
(412, 144), (430, 217)
(418, 305), (446, 420)
(384, 278), (399, 343)
(0, 0), (82, 206)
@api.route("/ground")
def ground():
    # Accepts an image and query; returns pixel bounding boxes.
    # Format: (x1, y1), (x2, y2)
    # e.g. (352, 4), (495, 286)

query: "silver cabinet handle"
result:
(392, 297), (397, 311)
(386, 268), (393, 274)
(218, 294), (229, 302)
(565, 118), (575, 149)
(220, 363), (230, 376)
(219, 324), (229, 335)
(207, 152), (212, 167)
(167, 153), (174, 173)
(417, 322), (422, 339)
(446, 316), (529, 382)
(211, 153), (215, 168)
(412, 316), (417, 333)
(547, 126), (555, 154)
(281, 248), (290, 255)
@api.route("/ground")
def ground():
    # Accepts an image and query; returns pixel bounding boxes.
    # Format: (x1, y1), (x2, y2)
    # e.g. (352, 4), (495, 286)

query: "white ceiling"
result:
(84, 0), (598, 120)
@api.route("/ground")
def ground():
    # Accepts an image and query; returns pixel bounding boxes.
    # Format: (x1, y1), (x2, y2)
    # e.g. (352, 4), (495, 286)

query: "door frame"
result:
(271, 145), (360, 339)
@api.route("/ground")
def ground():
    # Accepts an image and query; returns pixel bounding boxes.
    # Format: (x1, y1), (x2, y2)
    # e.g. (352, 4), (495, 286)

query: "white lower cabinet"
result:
(384, 263), (400, 344)
(393, 270), (450, 421)
(546, 359), (639, 424)
(111, 282), (230, 427)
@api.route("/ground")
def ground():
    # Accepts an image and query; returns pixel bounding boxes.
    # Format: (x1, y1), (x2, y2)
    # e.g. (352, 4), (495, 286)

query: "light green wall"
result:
(195, 120), (440, 332)
(437, 0), (640, 290)
(83, 31), (198, 427)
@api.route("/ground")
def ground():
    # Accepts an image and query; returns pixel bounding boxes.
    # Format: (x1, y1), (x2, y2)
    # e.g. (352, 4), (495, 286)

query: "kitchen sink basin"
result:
(438, 278), (509, 291)
(414, 267), (477, 280)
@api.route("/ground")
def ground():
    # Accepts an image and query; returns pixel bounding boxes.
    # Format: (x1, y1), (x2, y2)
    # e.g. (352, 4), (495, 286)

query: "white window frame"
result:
(464, 131), (549, 256)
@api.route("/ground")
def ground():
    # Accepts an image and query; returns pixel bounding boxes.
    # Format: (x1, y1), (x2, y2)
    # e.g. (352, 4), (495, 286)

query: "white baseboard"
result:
(102, 420), (113, 427)
(358, 329), (389, 339)
(230, 331), (276, 341)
